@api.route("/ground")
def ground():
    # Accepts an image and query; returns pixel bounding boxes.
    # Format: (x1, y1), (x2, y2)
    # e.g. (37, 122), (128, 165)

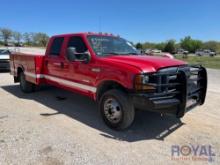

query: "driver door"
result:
(64, 36), (97, 94)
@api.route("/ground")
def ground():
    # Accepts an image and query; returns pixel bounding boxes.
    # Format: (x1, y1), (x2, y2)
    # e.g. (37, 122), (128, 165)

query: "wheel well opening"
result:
(96, 81), (127, 101)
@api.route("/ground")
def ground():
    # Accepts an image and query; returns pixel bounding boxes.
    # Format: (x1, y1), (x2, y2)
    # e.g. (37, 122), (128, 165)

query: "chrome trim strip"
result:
(44, 75), (96, 93)
(24, 72), (44, 79)
(24, 72), (96, 93)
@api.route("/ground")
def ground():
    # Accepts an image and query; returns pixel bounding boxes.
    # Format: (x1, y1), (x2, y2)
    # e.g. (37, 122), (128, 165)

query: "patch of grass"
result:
(175, 55), (220, 69)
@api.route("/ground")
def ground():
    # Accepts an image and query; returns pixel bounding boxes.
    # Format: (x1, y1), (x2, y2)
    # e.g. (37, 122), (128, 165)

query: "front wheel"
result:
(99, 89), (135, 130)
(19, 72), (35, 93)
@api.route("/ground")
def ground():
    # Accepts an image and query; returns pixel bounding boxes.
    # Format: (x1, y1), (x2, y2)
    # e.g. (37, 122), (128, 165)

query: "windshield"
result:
(0, 49), (10, 55)
(87, 35), (138, 56)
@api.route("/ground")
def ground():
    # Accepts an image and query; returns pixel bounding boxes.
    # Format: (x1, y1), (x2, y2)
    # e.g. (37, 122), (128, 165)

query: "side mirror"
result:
(81, 52), (91, 64)
(66, 47), (77, 61)
(66, 47), (91, 64)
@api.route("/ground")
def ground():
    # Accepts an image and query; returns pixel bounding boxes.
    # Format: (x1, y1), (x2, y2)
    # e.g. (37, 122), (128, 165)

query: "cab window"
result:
(67, 36), (88, 59)
(49, 37), (64, 56)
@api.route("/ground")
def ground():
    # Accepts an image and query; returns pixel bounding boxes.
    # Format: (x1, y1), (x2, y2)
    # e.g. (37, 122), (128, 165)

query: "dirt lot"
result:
(0, 69), (220, 165)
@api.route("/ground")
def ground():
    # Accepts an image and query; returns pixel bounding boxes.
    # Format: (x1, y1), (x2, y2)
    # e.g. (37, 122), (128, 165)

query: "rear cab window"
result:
(49, 37), (64, 56)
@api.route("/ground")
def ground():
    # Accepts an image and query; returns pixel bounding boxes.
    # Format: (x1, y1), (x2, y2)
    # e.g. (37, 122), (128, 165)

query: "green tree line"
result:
(0, 27), (49, 47)
(136, 36), (220, 54)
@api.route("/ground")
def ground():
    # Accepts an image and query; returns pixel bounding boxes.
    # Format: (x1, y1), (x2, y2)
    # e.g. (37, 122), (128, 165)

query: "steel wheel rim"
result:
(103, 97), (122, 123)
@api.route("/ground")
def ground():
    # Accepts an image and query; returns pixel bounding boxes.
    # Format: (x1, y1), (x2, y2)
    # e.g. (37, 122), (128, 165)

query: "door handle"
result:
(45, 60), (48, 66)
(60, 62), (64, 68)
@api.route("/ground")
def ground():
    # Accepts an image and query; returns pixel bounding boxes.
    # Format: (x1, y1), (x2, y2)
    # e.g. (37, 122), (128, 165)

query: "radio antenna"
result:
(98, 16), (104, 55)
(99, 16), (102, 33)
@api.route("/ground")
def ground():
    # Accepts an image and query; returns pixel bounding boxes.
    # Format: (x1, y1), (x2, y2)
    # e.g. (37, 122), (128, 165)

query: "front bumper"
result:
(130, 65), (207, 118)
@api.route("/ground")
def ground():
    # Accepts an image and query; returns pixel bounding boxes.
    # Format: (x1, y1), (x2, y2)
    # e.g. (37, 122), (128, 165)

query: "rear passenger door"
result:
(44, 37), (69, 83)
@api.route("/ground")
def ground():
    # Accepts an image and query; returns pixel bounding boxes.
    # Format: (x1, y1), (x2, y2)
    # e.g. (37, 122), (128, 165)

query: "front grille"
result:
(148, 65), (206, 95)
(146, 65), (207, 116)
(147, 67), (182, 99)
(0, 59), (9, 64)
(0, 59), (10, 69)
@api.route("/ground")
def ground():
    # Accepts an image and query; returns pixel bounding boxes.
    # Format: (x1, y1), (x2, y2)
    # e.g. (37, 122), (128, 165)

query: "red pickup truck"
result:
(10, 32), (207, 130)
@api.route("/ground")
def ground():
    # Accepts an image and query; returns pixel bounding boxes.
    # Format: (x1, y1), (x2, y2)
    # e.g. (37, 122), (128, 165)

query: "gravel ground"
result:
(0, 68), (220, 165)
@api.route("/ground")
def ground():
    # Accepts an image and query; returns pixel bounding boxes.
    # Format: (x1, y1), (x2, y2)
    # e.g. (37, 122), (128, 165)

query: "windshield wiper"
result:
(121, 52), (139, 55)
(102, 52), (120, 55)
(102, 52), (139, 56)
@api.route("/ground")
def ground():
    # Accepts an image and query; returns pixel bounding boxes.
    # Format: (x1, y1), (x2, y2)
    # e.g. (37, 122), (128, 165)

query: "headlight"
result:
(134, 74), (156, 91)
(142, 75), (149, 84)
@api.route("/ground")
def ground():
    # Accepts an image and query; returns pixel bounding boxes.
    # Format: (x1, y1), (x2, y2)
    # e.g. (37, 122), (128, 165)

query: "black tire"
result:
(19, 72), (35, 93)
(99, 89), (135, 130)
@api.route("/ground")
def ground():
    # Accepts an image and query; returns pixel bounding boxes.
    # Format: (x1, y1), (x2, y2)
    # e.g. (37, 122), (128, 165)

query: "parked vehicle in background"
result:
(151, 49), (161, 54)
(10, 32), (207, 130)
(145, 49), (152, 54)
(145, 49), (162, 54)
(14, 43), (24, 47)
(195, 49), (216, 57)
(0, 49), (10, 70)
(176, 49), (189, 55)
(4, 42), (14, 47)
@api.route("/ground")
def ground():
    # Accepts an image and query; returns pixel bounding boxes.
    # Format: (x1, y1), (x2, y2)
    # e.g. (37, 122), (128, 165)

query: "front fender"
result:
(95, 70), (134, 90)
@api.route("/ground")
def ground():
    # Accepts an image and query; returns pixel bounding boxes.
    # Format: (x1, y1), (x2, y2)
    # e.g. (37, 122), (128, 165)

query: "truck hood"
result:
(102, 55), (186, 73)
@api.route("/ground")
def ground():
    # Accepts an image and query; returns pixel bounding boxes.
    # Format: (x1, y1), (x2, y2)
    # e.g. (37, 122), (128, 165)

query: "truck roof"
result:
(52, 32), (119, 38)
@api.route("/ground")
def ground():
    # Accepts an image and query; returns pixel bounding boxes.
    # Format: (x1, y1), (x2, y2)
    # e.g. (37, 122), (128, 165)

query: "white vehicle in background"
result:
(0, 49), (11, 71)
(145, 49), (162, 54)
(145, 49), (152, 54)
(151, 49), (161, 54)
(195, 49), (216, 57)
(176, 49), (189, 55)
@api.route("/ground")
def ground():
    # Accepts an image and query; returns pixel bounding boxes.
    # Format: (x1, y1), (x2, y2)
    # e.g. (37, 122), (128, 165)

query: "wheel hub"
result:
(103, 98), (122, 123)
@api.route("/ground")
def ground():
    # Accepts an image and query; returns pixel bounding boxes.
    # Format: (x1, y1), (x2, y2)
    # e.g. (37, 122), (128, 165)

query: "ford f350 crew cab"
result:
(10, 32), (207, 129)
